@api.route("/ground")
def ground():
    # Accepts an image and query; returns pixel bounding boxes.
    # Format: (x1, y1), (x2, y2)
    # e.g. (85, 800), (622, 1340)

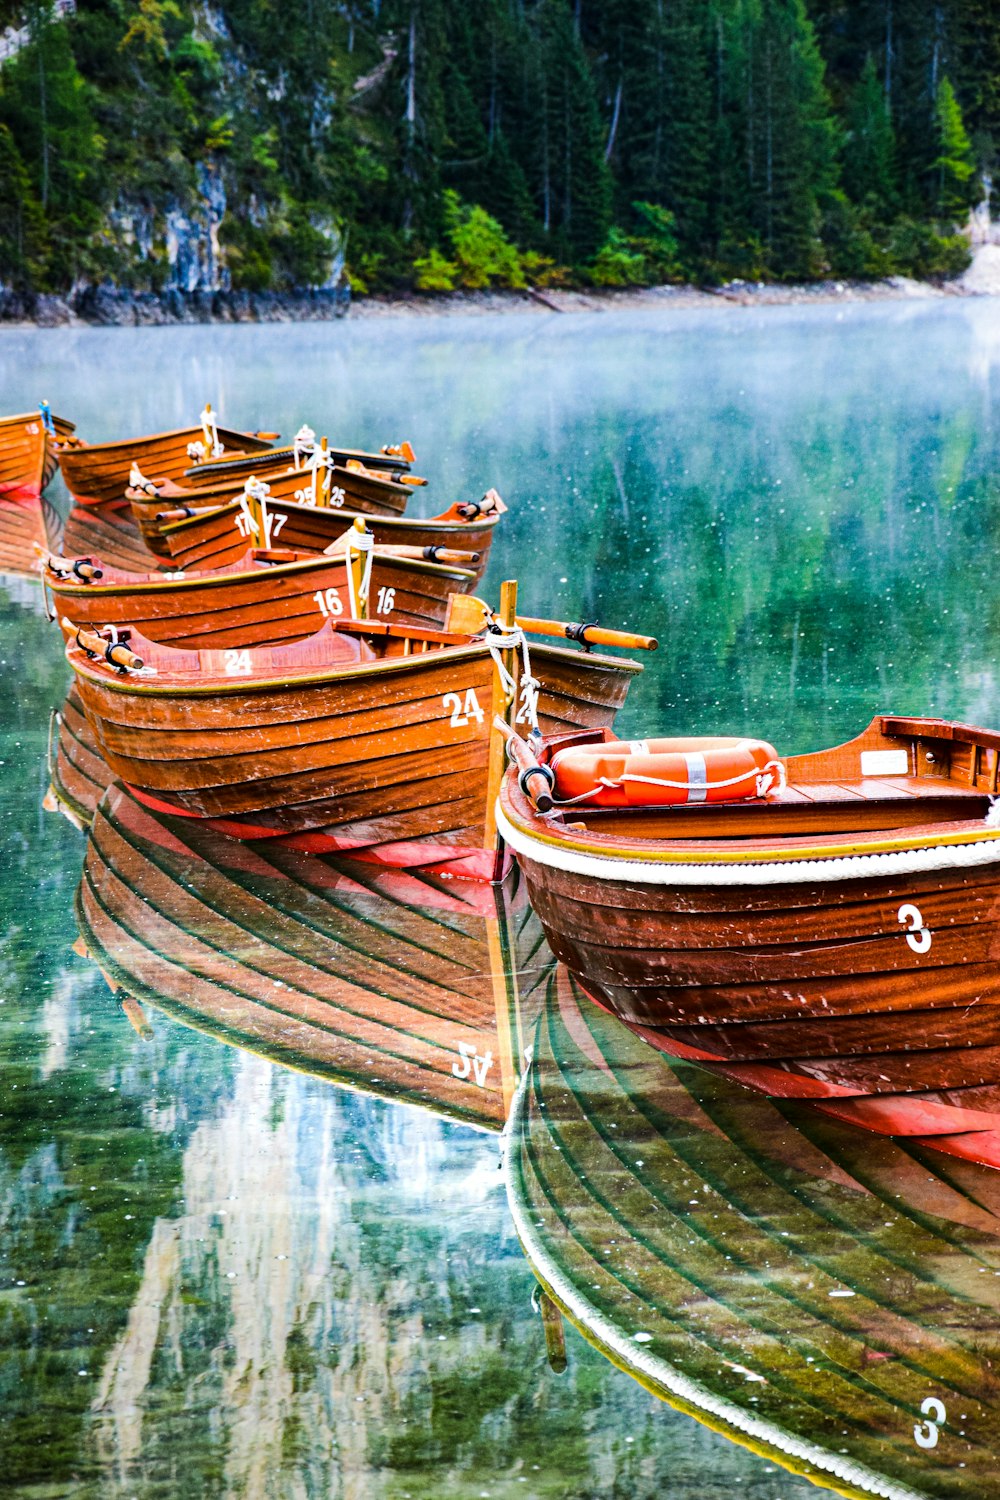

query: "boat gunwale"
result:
(496, 795), (1000, 876)
(68, 634), (642, 698)
(46, 549), (477, 596)
(159, 496), (502, 540)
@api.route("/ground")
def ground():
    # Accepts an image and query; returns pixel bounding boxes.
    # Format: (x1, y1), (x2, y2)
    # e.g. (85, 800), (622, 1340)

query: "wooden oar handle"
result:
(378, 544), (481, 565)
(494, 717), (556, 813)
(43, 553), (103, 581)
(68, 621), (144, 672)
(516, 615), (658, 652)
(154, 506), (199, 523)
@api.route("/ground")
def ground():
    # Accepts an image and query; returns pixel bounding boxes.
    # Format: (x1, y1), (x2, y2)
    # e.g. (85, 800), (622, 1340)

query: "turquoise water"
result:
(3, 297), (1000, 1497)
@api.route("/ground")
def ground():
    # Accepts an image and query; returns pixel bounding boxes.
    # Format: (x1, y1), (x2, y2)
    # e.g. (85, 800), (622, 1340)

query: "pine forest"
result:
(0, 0), (995, 303)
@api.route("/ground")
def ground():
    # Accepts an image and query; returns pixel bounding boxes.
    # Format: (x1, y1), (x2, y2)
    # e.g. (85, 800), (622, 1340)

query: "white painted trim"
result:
(495, 803), (1000, 888)
(502, 1068), (925, 1500)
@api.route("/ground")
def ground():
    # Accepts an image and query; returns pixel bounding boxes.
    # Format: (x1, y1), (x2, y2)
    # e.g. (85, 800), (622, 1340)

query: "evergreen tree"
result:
(0, 4), (103, 284)
(0, 122), (43, 288)
(843, 52), (898, 213)
(530, 0), (612, 263)
(718, 0), (838, 279)
(932, 73), (976, 218)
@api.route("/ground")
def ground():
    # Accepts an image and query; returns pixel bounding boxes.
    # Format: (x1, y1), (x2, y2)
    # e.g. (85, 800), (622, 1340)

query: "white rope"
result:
(237, 477), (272, 546)
(486, 623), (541, 735)
(293, 443), (334, 506)
(547, 757), (787, 808)
(345, 528), (374, 616)
(129, 462), (158, 497)
(292, 423), (317, 470)
(200, 404), (224, 459)
(495, 801), (1000, 888)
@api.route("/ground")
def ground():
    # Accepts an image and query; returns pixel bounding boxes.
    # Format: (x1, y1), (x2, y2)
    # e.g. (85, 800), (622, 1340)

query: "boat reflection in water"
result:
(507, 967), (1000, 1500)
(76, 780), (552, 1131)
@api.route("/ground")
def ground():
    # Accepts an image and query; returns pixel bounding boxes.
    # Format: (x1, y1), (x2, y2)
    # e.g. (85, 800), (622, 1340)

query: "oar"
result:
(516, 616), (658, 651)
(377, 544), (481, 567)
(493, 717), (556, 813)
(445, 592), (657, 650)
(37, 548), (103, 581)
(66, 620), (144, 672)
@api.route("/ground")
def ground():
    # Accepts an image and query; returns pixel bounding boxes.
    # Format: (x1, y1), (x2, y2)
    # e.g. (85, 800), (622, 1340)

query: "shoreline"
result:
(0, 272), (989, 330)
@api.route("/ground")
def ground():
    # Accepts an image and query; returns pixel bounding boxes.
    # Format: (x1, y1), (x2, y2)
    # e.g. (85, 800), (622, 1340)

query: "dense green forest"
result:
(0, 0), (994, 299)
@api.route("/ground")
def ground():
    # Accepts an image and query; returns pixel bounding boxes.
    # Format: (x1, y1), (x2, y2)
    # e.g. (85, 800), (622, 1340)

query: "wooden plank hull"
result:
(130, 462), (412, 556)
(74, 782), (551, 1129)
(158, 496), (497, 580)
(58, 425), (275, 506)
(69, 635), (640, 877)
(508, 970), (1000, 1498)
(49, 550), (476, 646)
(499, 716), (1000, 1140)
(0, 410), (74, 500)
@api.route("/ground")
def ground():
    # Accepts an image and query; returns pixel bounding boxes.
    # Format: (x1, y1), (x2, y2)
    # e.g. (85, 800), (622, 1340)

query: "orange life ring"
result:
(549, 736), (785, 809)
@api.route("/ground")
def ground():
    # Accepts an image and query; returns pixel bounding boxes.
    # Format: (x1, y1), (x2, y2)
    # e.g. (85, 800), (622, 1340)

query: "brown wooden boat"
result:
(509, 967), (1000, 1498)
(183, 429), (416, 487)
(154, 488), (504, 584)
(499, 715), (1000, 1157)
(65, 610), (643, 880)
(0, 407), (75, 576)
(75, 781), (551, 1130)
(44, 543), (478, 646)
(0, 406), (76, 499)
(58, 409), (278, 505)
(127, 457), (414, 555)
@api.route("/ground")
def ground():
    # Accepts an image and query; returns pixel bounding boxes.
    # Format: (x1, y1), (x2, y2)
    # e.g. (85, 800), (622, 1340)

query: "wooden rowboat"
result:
(508, 968), (1000, 1498)
(74, 781), (551, 1130)
(499, 715), (1000, 1159)
(66, 612), (643, 879)
(58, 414), (278, 506)
(0, 407), (75, 576)
(0, 407), (76, 500)
(126, 458), (414, 555)
(44, 544), (478, 646)
(153, 490), (504, 583)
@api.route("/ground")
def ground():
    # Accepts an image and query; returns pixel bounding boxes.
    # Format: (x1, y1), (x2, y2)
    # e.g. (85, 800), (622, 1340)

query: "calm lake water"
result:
(3, 297), (1000, 1497)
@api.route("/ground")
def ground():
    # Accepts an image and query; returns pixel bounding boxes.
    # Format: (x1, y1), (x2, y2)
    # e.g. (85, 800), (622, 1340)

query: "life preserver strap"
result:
(550, 736), (785, 809)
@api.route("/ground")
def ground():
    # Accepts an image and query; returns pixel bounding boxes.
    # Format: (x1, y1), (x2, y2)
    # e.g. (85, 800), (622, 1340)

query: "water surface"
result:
(3, 297), (1000, 1497)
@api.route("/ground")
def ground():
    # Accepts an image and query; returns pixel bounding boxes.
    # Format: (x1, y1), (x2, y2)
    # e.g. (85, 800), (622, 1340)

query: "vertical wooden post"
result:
(347, 516), (370, 620)
(317, 436), (330, 507)
(484, 579), (518, 875)
(244, 480), (264, 548)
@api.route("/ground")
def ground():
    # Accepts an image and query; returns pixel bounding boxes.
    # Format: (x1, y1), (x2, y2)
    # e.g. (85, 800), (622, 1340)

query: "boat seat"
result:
(776, 777), (988, 806)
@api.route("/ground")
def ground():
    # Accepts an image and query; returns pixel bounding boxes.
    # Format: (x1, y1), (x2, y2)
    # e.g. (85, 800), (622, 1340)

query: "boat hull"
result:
(49, 550), (476, 645)
(72, 642), (639, 876)
(499, 779), (1000, 1142)
(159, 497), (497, 582)
(0, 410), (74, 500)
(130, 463), (412, 555)
(58, 425), (275, 506)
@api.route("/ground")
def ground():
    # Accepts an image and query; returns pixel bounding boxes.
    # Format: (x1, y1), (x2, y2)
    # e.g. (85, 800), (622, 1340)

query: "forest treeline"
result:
(0, 0), (994, 300)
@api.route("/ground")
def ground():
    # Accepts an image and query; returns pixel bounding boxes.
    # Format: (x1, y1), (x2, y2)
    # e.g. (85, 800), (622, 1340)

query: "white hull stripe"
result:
(495, 803), (1000, 888)
(503, 1073), (923, 1500)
